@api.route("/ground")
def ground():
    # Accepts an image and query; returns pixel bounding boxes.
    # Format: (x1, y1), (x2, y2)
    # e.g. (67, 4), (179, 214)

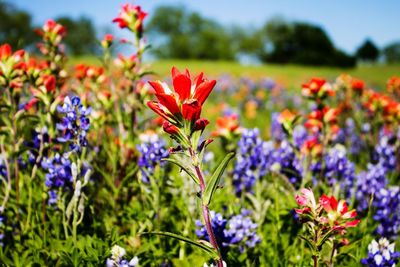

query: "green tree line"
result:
(1, 2), (400, 67)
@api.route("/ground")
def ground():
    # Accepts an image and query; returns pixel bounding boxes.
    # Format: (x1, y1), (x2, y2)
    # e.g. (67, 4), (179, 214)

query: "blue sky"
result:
(11, 0), (400, 53)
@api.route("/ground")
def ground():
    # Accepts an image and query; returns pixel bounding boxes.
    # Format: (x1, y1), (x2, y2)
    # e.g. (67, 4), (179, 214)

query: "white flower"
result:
(129, 256), (139, 266)
(368, 239), (379, 254)
(111, 245), (126, 260)
(374, 254), (383, 265)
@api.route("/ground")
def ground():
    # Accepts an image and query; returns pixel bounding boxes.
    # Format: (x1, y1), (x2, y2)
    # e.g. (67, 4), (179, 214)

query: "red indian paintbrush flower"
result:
(319, 194), (360, 231)
(113, 4), (147, 37)
(302, 78), (335, 100)
(35, 19), (66, 45)
(147, 67), (216, 133)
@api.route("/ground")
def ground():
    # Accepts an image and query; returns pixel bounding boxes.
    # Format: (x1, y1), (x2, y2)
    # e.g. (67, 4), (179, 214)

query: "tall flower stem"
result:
(189, 147), (223, 266)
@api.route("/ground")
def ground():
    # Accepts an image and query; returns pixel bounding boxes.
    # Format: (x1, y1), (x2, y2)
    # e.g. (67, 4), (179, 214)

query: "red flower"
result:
(113, 4), (147, 36)
(351, 78), (364, 92)
(319, 194), (360, 229)
(295, 188), (317, 215)
(101, 34), (114, 48)
(163, 121), (180, 135)
(302, 78), (334, 99)
(44, 75), (56, 92)
(147, 67), (216, 131)
(212, 114), (241, 138)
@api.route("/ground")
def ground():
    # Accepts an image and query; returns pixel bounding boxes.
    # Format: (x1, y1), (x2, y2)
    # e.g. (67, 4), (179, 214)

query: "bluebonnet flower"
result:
(320, 145), (356, 197)
(195, 210), (260, 254)
(342, 118), (365, 155)
(233, 129), (272, 195)
(373, 136), (397, 172)
(224, 213), (261, 249)
(41, 153), (73, 204)
(259, 78), (276, 91)
(269, 139), (303, 186)
(106, 245), (139, 267)
(373, 187), (400, 239)
(356, 163), (388, 212)
(292, 125), (307, 149)
(361, 238), (400, 266)
(56, 96), (91, 152)
(137, 133), (169, 183)
(23, 128), (50, 164)
(271, 112), (285, 141)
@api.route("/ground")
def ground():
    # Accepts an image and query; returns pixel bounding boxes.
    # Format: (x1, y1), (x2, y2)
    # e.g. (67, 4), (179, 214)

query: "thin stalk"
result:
(189, 146), (223, 266)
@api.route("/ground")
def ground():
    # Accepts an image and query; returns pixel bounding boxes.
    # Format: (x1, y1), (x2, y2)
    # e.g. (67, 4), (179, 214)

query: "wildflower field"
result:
(0, 3), (400, 267)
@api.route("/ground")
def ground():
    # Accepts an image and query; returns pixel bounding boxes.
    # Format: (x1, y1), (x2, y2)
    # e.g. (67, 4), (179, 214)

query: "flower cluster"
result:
(106, 245), (139, 267)
(147, 67), (216, 144)
(361, 238), (400, 266)
(302, 78), (335, 102)
(0, 43), (26, 89)
(137, 133), (169, 183)
(373, 187), (400, 239)
(232, 129), (271, 195)
(113, 3), (147, 38)
(56, 96), (91, 152)
(295, 188), (360, 238)
(35, 19), (66, 46)
(41, 153), (73, 205)
(312, 145), (356, 197)
(195, 210), (260, 254)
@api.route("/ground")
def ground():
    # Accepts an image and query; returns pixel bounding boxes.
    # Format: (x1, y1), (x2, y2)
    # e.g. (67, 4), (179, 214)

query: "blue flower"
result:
(195, 210), (260, 254)
(361, 238), (400, 266)
(137, 134), (169, 183)
(373, 187), (400, 239)
(233, 129), (272, 195)
(56, 96), (91, 152)
(356, 163), (388, 212)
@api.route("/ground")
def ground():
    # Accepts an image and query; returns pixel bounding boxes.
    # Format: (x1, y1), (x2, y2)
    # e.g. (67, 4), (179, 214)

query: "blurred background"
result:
(2, 0), (400, 87)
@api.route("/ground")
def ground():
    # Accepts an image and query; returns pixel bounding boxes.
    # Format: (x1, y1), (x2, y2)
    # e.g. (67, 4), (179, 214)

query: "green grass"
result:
(70, 56), (400, 89)
(152, 59), (400, 90)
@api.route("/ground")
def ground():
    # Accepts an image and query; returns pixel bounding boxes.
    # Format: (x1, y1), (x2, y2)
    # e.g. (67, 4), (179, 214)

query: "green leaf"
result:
(162, 156), (199, 184)
(140, 231), (218, 259)
(202, 152), (235, 206)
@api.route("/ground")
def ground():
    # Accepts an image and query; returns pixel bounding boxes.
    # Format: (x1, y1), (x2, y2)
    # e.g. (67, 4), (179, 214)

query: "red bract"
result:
(36, 19), (66, 45)
(302, 78), (334, 100)
(295, 188), (317, 215)
(351, 78), (365, 92)
(113, 4), (147, 37)
(319, 194), (360, 229)
(101, 34), (114, 48)
(147, 67), (216, 133)
(212, 114), (241, 138)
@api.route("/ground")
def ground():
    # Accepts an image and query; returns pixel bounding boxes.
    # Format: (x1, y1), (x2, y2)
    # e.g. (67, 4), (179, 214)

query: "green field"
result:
(71, 56), (400, 89)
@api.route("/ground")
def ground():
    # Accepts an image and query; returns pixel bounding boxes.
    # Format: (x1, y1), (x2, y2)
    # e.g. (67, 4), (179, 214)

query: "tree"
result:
(56, 16), (97, 56)
(355, 39), (379, 62)
(258, 18), (355, 67)
(148, 5), (235, 60)
(383, 42), (400, 64)
(0, 1), (37, 49)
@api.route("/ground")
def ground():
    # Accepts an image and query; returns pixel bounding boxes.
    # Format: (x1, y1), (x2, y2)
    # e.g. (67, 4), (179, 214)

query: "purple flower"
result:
(56, 96), (91, 152)
(233, 129), (272, 195)
(195, 210), (260, 255)
(137, 134), (169, 183)
(373, 187), (400, 239)
(361, 238), (400, 266)
(356, 163), (388, 212)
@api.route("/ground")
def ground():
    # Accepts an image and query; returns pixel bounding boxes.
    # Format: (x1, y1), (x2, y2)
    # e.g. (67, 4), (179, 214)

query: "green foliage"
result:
(0, 1), (37, 49)
(148, 5), (236, 60)
(56, 16), (98, 56)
